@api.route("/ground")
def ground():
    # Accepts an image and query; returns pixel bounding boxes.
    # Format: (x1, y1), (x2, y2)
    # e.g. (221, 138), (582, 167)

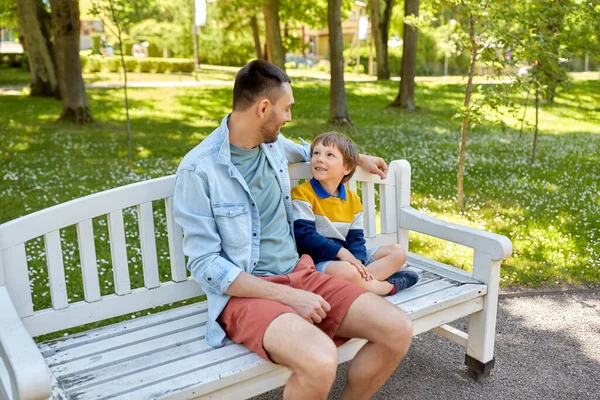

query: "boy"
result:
(292, 132), (419, 296)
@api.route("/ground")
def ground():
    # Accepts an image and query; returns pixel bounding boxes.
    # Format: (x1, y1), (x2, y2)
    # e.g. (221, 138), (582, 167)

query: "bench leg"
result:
(465, 253), (501, 381)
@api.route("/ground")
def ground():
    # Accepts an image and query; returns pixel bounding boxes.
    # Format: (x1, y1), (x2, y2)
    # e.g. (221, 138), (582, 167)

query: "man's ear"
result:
(256, 98), (270, 119)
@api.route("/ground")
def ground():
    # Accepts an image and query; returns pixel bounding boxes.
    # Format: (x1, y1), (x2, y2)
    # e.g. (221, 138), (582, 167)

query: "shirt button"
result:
(280, 169), (283, 173)
(285, 196), (289, 200)
(269, 145), (273, 148)
(253, 233), (257, 236)
(254, 262), (257, 266)
(228, 211), (233, 215)
(207, 277), (212, 281)
(251, 203), (255, 207)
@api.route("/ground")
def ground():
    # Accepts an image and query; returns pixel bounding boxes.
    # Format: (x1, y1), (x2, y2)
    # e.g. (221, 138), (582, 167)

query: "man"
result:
(173, 60), (412, 399)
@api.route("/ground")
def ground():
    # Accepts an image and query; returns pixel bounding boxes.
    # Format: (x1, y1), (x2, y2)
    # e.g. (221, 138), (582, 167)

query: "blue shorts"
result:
(315, 247), (380, 274)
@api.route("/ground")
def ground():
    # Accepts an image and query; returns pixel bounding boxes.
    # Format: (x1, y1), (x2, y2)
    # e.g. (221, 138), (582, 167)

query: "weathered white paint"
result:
(0, 287), (52, 400)
(107, 210), (132, 296)
(2, 244), (33, 317)
(361, 181), (376, 238)
(391, 160), (411, 251)
(0, 176), (176, 251)
(22, 280), (203, 337)
(432, 324), (469, 348)
(76, 220), (101, 303)
(0, 160), (512, 400)
(379, 183), (397, 234)
(467, 251), (502, 364)
(45, 230), (69, 310)
(137, 202), (160, 289)
(165, 197), (187, 282)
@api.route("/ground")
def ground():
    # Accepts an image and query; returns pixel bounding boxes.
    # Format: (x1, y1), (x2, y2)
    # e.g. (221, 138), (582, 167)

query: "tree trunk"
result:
(250, 14), (263, 59)
(262, 0), (285, 69)
(16, 0), (59, 97)
(328, 0), (351, 125)
(369, 0), (394, 80)
(50, 0), (93, 124)
(457, 14), (477, 212)
(391, 0), (419, 110)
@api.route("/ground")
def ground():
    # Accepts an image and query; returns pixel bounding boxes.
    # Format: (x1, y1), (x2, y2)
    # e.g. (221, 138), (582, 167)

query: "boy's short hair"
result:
(311, 132), (359, 184)
(233, 60), (292, 111)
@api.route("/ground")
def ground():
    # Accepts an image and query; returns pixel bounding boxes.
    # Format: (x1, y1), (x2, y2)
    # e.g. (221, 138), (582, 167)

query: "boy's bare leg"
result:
(365, 244), (407, 280)
(326, 261), (393, 295)
(336, 292), (413, 400)
(263, 313), (338, 400)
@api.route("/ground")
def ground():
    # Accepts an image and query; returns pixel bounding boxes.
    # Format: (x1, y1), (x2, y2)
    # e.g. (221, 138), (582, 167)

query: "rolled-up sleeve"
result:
(173, 168), (242, 295)
(278, 134), (311, 163)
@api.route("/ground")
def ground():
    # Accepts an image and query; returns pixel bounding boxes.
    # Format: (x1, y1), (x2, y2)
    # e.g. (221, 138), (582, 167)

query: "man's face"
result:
(260, 83), (294, 144)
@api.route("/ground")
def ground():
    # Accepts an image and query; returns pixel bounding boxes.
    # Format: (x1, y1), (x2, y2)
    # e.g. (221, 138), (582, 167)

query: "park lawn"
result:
(1, 78), (599, 336)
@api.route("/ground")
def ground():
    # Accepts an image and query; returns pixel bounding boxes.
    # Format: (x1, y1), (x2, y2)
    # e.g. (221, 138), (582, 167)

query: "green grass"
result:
(1, 76), (599, 336)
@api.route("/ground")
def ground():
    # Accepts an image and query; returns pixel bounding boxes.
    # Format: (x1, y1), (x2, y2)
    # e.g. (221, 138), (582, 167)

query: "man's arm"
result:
(279, 134), (389, 179)
(174, 169), (329, 323)
(358, 154), (388, 179)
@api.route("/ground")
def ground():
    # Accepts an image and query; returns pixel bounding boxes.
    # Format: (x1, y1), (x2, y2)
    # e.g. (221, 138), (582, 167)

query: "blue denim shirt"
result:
(173, 114), (311, 348)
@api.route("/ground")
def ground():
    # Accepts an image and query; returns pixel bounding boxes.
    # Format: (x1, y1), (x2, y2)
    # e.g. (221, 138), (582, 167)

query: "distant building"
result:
(80, 20), (104, 50)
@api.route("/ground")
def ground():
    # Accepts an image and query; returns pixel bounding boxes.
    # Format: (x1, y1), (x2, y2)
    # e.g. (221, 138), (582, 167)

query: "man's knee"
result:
(385, 308), (413, 355)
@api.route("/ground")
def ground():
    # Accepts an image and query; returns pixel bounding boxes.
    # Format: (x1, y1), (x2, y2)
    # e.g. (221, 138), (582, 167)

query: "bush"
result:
(80, 55), (195, 74)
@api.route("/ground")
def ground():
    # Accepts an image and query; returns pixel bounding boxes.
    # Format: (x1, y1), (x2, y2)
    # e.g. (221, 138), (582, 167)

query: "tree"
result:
(16, 0), (59, 97)
(328, 0), (351, 125)
(263, 0), (285, 68)
(91, 0), (133, 169)
(49, 0), (93, 123)
(369, 0), (395, 79)
(391, 0), (420, 110)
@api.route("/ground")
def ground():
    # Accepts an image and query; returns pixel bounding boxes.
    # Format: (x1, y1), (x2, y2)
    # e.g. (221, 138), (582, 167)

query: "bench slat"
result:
(77, 220), (101, 303)
(52, 327), (206, 379)
(46, 313), (207, 367)
(23, 280), (203, 337)
(39, 302), (208, 354)
(58, 339), (217, 392)
(165, 197), (187, 282)
(45, 230), (69, 310)
(361, 181), (376, 238)
(3, 243), (33, 317)
(107, 210), (131, 295)
(68, 343), (252, 399)
(137, 202), (160, 289)
(380, 183), (397, 234)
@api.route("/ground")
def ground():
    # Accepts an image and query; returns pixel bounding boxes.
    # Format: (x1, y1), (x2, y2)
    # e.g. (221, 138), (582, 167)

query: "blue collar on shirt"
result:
(309, 177), (347, 201)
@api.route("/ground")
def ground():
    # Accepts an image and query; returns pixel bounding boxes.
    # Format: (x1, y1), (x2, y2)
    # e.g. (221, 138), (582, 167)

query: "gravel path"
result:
(252, 291), (600, 400)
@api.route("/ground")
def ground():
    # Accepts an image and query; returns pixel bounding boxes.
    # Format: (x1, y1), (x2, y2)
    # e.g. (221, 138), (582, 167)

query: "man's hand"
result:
(281, 287), (331, 324)
(358, 154), (388, 180)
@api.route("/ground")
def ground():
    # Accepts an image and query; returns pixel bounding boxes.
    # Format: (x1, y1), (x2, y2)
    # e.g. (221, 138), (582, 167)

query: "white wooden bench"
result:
(0, 160), (512, 400)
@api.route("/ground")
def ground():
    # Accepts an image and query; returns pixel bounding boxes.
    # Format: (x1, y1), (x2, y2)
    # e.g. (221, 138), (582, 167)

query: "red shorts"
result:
(218, 254), (367, 360)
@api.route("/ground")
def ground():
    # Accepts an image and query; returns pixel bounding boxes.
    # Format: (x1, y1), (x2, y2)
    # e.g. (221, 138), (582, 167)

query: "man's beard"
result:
(260, 113), (281, 144)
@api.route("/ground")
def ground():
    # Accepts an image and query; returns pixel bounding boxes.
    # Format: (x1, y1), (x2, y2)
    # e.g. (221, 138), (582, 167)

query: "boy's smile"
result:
(310, 143), (352, 196)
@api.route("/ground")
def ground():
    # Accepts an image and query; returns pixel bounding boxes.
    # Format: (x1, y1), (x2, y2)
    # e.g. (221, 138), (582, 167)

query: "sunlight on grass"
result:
(1, 79), (599, 291)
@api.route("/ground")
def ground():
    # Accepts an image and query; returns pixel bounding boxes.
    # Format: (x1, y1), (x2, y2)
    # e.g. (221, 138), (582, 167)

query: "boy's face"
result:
(310, 142), (352, 187)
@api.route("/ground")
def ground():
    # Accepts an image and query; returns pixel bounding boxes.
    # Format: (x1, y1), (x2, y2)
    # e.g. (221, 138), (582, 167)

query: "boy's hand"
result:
(337, 248), (372, 281)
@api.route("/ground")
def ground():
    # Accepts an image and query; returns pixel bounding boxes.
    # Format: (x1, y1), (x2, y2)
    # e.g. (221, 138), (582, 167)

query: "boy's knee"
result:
(390, 244), (407, 267)
(334, 262), (362, 283)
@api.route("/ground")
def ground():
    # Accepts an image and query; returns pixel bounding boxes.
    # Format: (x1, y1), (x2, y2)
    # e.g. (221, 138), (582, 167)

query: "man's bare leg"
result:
(336, 292), (413, 400)
(263, 313), (338, 400)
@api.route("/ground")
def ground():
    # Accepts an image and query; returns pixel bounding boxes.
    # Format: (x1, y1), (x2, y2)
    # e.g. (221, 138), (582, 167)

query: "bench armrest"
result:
(0, 287), (52, 400)
(399, 207), (513, 261)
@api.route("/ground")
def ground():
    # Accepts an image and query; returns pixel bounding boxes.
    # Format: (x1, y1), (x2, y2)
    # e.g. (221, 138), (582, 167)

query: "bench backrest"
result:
(0, 161), (411, 337)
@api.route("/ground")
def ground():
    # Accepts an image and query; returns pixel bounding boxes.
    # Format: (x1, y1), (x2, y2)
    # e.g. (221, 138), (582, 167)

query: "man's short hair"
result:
(311, 132), (359, 184)
(233, 60), (292, 111)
